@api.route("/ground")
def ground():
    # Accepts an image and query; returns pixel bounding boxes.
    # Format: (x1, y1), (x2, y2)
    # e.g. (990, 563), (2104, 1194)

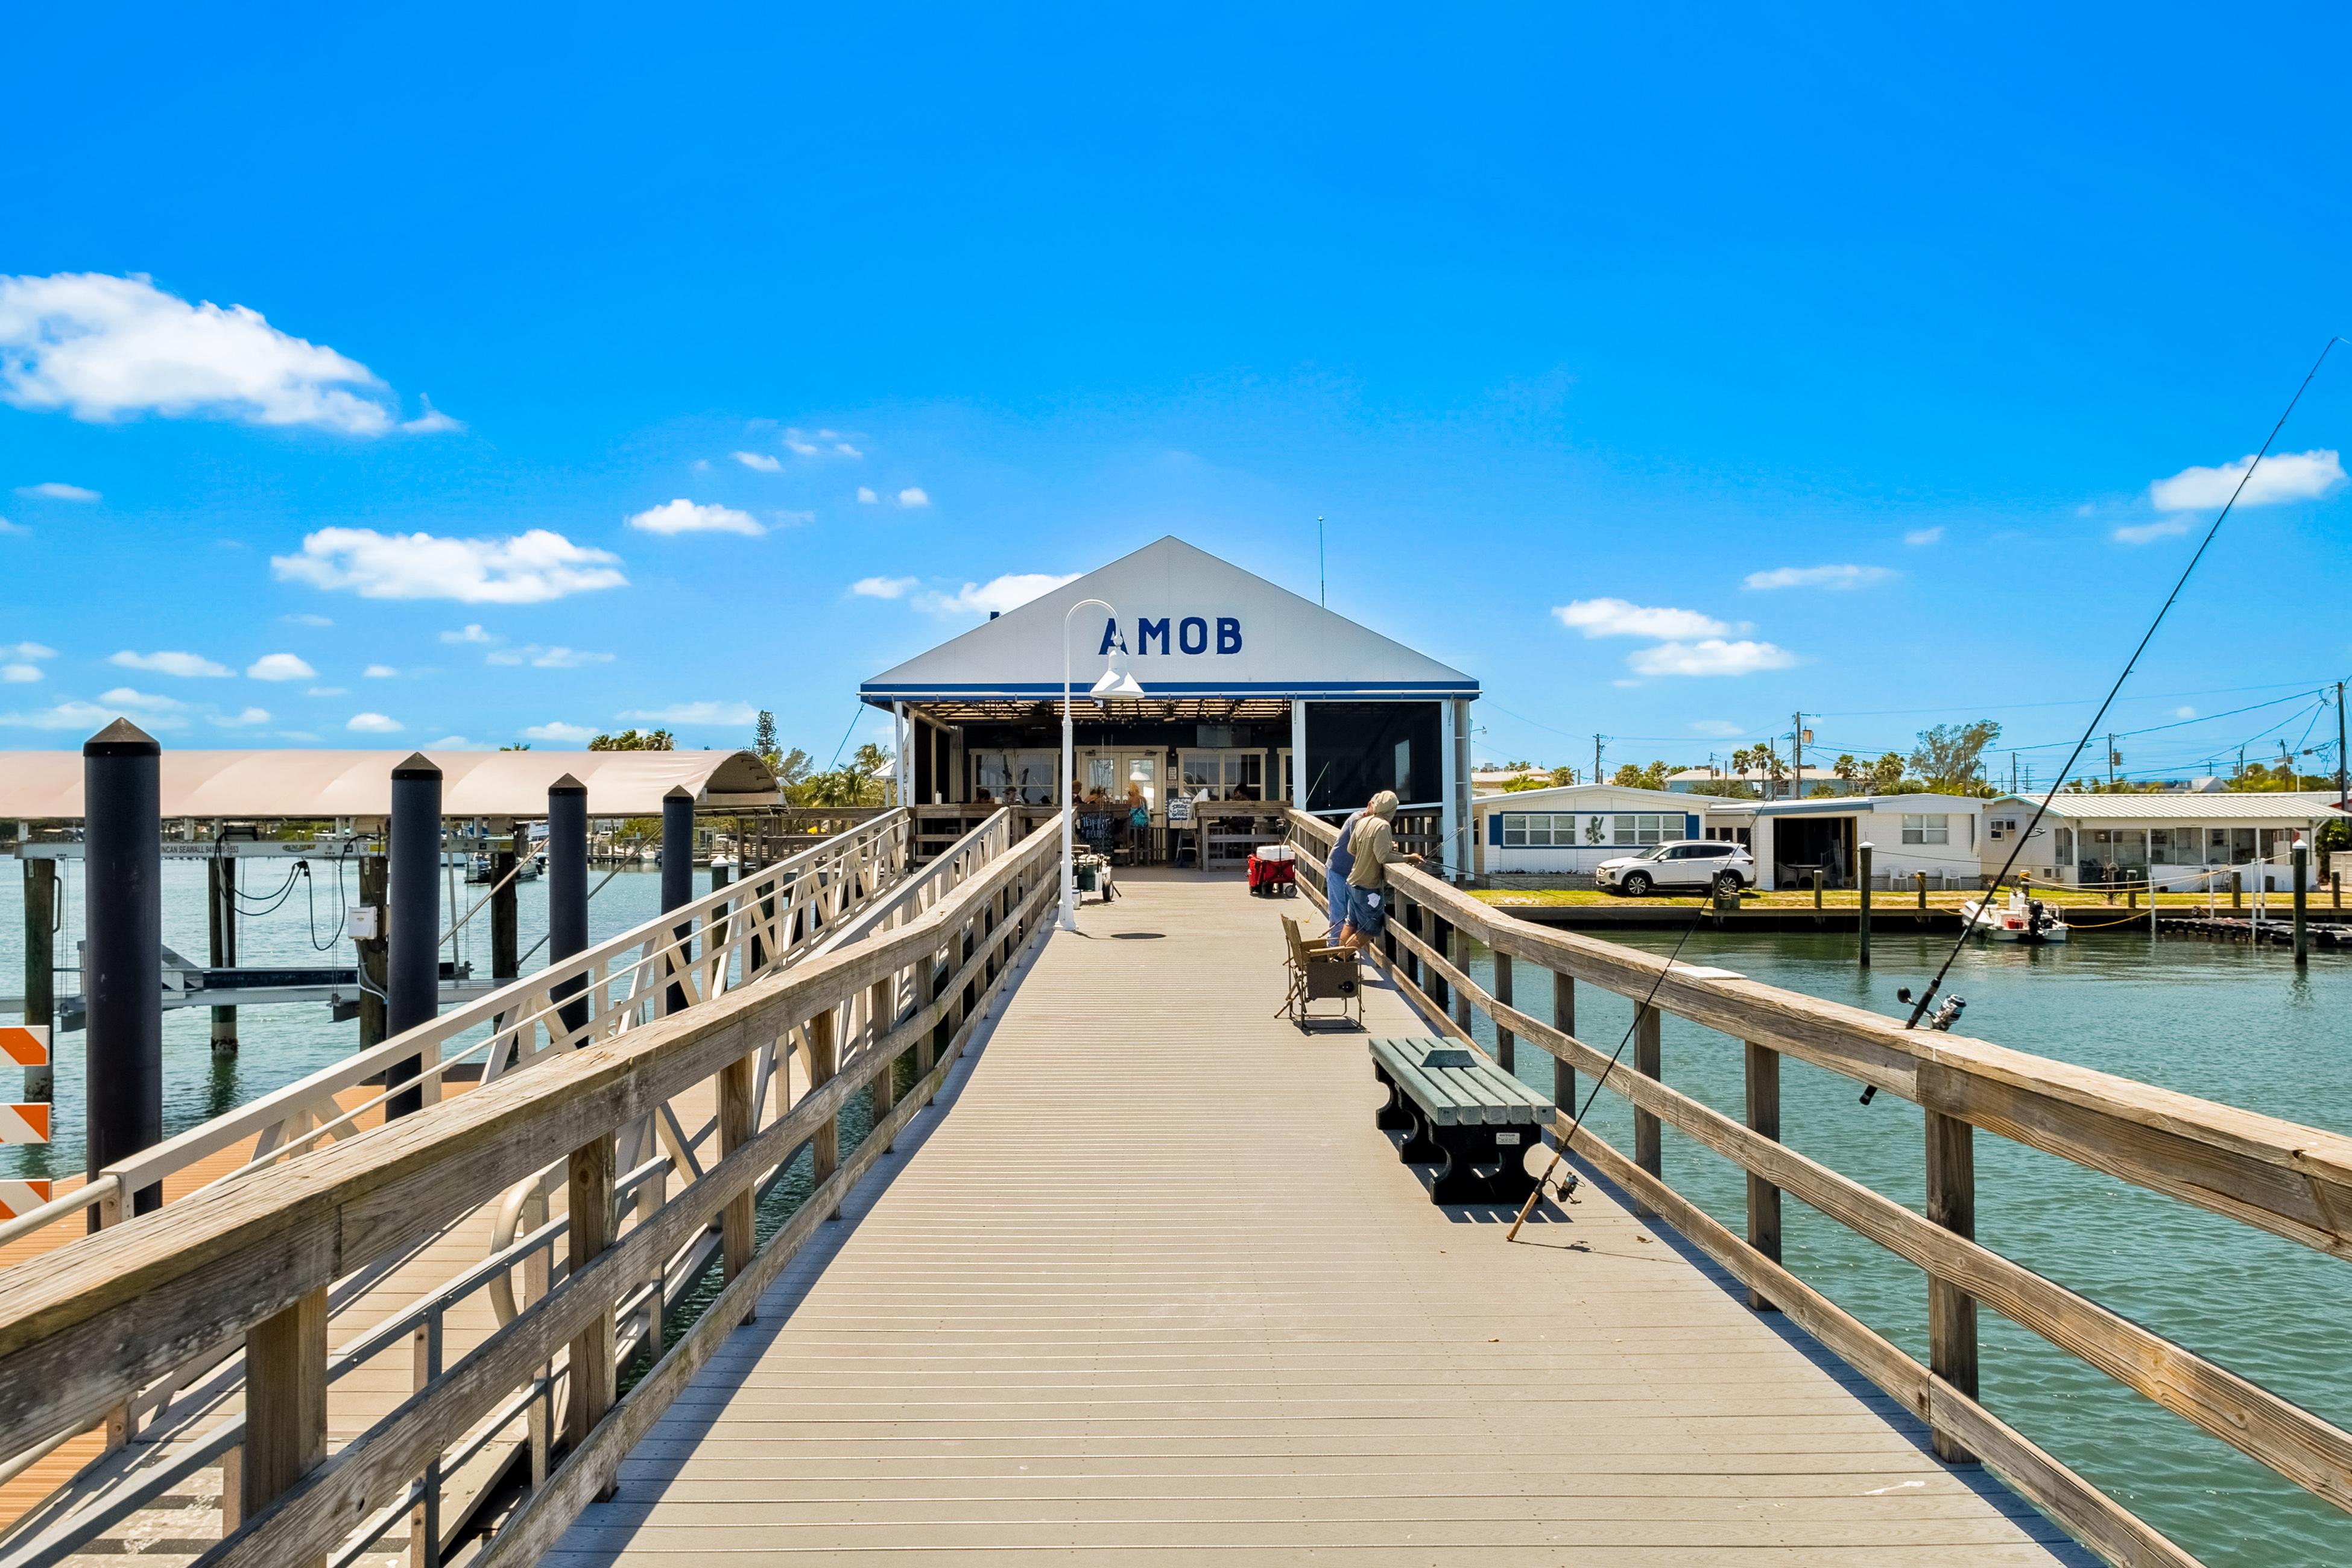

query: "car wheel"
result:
(1713, 870), (1743, 896)
(1621, 871), (1652, 896)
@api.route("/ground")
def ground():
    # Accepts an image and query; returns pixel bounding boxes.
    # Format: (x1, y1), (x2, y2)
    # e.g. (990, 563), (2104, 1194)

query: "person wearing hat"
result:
(1338, 790), (1421, 953)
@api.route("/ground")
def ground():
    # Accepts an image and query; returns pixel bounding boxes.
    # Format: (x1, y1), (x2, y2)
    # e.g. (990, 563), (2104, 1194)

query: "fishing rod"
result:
(1863, 337), (2347, 1102)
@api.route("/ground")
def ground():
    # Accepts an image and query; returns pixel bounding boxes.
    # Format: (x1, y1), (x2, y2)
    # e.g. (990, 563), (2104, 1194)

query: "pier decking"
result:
(551, 871), (2076, 1566)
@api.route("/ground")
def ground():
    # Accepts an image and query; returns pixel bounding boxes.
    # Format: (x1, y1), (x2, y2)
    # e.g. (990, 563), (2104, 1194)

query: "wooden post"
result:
(490, 830), (520, 985)
(1631, 1004), (1661, 1216)
(1915, 870), (1927, 911)
(408, 1310), (443, 1567)
(1492, 950), (1514, 1073)
(1429, 913), (1451, 1014)
(919, 938), (942, 1101)
(717, 1050), (755, 1318)
(2294, 841), (2309, 964)
(358, 852), (389, 1051)
(1743, 1042), (1781, 1312)
(808, 1007), (840, 1218)
(869, 974), (898, 1149)
(565, 1134), (618, 1495)
(1857, 842), (1873, 970)
(2231, 870), (2242, 911)
(241, 1286), (328, 1566)
(206, 853), (239, 1057)
(1812, 869), (1823, 914)
(22, 856), (54, 1100)
(2333, 870), (2342, 911)
(1926, 1110), (1979, 1464)
(1551, 970), (1575, 1112)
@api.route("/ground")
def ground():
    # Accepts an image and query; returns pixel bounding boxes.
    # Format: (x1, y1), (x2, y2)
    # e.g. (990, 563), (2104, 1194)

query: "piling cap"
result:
(83, 718), (160, 758)
(549, 773), (587, 797)
(665, 785), (695, 801)
(391, 751), (442, 781)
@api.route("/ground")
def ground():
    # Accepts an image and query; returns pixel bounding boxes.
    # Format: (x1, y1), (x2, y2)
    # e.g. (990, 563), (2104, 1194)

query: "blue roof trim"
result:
(860, 679), (1480, 703)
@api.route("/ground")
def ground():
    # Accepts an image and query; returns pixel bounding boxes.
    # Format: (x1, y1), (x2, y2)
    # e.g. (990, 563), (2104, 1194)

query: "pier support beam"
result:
(548, 776), (589, 1039)
(84, 720), (163, 1222)
(1491, 951), (1514, 1073)
(357, 851), (388, 1051)
(387, 754), (443, 1118)
(662, 786), (694, 1014)
(1551, 971), (1574, 1113)
(1631, 1004), (1661, 1217)
(206, 850), (238, 1057)
(21, 856), (54, 1101)
(490, 826), (520, 985)
(1857, 841), (1873, 970)
(2293, 839), (2309, 965)
(1926, 1109), (1979, 1464)
(1744, 1042), (1781, 1312)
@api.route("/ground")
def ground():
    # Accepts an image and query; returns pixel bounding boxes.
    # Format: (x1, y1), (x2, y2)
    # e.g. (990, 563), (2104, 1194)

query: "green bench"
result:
(1368, 1035), (1553, 1204)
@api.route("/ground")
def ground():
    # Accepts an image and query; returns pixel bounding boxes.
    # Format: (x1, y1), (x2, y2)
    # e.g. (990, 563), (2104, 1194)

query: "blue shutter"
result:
(1488, 814), (1503, 846)
(1686, 813), (1701, 839)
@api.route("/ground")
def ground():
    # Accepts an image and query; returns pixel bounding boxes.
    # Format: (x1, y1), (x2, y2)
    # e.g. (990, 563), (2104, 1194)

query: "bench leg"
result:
(1427, 1125), (1489, 1204)
(1397, 1104), (1443, 1165)
(1374, 1067), (1416, 1132)
(1487, 1127), (1538, 1207)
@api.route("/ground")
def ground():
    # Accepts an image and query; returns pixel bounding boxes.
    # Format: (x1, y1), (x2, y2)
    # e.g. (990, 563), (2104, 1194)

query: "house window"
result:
(1902, 814), (1949, 846)
(2150, 828), (2178, 865)
(2205, 827), (2231, 865)
(1177, 750), (1265, 801)
(1614, 815), (1636, 846)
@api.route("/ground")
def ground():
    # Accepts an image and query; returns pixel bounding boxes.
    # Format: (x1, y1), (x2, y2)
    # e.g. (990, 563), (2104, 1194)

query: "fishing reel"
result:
(1860, 988), (1968, 1103)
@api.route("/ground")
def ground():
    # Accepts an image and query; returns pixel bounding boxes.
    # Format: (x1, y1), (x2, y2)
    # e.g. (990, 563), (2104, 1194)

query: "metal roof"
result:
(1985, 792), (2351, 821)
(0, 748), (780, 821)
(862, 536), (1478, 704)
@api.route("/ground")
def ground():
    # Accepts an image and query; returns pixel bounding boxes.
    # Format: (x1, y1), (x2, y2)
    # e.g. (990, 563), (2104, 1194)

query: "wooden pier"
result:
(2, 808), (2351, 1567)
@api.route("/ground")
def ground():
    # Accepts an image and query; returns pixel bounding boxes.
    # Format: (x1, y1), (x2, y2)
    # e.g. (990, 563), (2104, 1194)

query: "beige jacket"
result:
(1345, 816), (1401, 889)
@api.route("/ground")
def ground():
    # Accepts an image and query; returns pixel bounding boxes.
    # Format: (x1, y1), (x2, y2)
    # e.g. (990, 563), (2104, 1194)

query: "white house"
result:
(1471, 783), (1707, 879)
(1980, 792), (2350, 891)
(1705, 794), (1987, 891)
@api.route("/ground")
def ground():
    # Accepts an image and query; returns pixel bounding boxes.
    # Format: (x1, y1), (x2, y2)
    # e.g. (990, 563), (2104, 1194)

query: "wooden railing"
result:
(1287, 808), (2352, 1568)
(0, 812), (1061, 1567)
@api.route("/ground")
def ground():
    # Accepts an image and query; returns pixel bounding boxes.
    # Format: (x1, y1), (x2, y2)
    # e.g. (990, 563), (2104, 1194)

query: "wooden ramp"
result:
(551, 869), (2083, 1566)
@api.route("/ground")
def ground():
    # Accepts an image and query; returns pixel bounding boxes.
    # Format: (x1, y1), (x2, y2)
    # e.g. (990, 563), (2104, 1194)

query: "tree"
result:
(499, 742), (531, 751)
(753, 710), (780, 767)
(1613, 760), (1671, 791)
(1834, 753), (1859, 786)
(1909, 721), (2000, 795)
(1500, 775), (1554, 793)
(1547, 765), (1575, 786)
(587, 727), (674, 751)
(1685, 778), (1756, 798)
(771, 747), (812, 788)
(1867, 751), (1908, 792)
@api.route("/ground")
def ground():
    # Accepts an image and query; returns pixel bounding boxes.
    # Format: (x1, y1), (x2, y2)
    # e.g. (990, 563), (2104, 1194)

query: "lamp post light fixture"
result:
(1061, 597), (1145, 931)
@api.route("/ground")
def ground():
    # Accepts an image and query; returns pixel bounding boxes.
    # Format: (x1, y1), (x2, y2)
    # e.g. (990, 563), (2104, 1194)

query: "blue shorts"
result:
(1346, 882), (1389, 939)
(1326, 865), (1352, 943)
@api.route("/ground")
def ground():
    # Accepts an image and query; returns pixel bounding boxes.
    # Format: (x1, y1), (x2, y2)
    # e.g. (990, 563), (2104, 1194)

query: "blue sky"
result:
(4, 5), (2349, 783)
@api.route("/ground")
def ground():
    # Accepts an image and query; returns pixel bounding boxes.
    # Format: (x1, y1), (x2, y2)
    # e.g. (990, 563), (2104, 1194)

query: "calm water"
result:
(1447, 923), (2352, 1568)
(8, 864), (2349, 1562)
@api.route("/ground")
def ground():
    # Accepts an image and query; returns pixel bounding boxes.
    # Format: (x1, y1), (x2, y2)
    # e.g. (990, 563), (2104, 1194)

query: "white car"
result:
(1597, 839), (1755, 896)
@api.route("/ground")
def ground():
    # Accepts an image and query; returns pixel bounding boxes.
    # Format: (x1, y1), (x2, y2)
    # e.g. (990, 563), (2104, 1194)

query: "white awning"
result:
(0, 748), (780, 821)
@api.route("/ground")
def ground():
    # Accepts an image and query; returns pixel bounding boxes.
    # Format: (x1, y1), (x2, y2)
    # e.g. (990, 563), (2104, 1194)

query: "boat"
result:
(1959, 887), (2068, 943)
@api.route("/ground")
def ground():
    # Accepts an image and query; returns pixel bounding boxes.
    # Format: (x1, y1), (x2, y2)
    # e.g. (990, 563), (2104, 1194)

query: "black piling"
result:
(83, 719), (162, 1222)
(386, 752), (443, 1117)
(662, 786), (695, 1013)
(548, 774), (589, 1038)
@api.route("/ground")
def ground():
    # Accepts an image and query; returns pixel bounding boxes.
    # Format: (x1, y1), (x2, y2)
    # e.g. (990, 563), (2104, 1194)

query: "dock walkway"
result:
(552, 870), (2077, 1565)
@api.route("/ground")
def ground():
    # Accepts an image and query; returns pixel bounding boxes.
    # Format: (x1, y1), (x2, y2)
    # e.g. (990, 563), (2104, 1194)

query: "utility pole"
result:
(1594, 735), (1605, 784)
(2107, 733), (2116, 788)
(1317, 516), (1326, 608)
(1792, 712), (1806, 799)
(2010, 752), (2018, 794)
(2336, 680), (2347, 808)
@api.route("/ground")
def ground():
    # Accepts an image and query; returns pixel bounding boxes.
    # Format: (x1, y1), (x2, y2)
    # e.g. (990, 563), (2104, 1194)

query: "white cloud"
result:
(280, 612), (332, 627)
(1552, 598), (1732, 639)
(362, 663), (399, 678)
(732, 450), (782, 472)
(856, 486), (878, 504)
(486, 645), (614, 669)
(98, 686), (186, 712)
(0, 272), (432, 435)
(1905, 527), (1944, 546)
(2173, 706), (2197, 719)
(897, 487), (931, 508)
(15, 482), (98, 502)
(306, 686), (349, 696)
(246, 652), (317, 681)
(400, 396), (464, 434)
(110, 648), (231, 678)
(523, 720), (596, 743)
(783, 427), (862, 458)
(0, 699), (154, 731)
(2, 641), (57, 660)
(441, 624), (496, 645)
(1742, 564), (1897, 592)
(2, 665), (41, 683)
(424, 734), (475, 748)
(2113, 517), (2192, 546)
(3, 642), (57, 683)
(212, 707), (271, 727)
(625, 498), (763, 537)
(1626, 639), (1800, 677)
(0, 516), (21, 535)
(346, 711), (402, 733)
(772, 509), (814, 526)
(619, 700), (759, 726)
(2150, 449), (2344, 512)
(914, 572), (1080, 618)
(1690, 719), (1743, 737)
(852, 575), (918, 599)
(273, 527), (627, 603)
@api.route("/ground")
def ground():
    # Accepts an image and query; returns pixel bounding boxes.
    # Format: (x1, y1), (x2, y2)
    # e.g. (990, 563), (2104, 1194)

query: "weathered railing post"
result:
(870, 967), (899, 1149)
(1926, 1109), (1979, 1464)
(919, 937), (943, 1101)
(1631, 1004), (1661, 1216)
(1429, 911), (1450, 1014)
(718, 1048), (756, 1320)
(566, 1131), (618, 1496)
(1551, 970), (1575, 1112)
(1744, 1042), (1781, 1312)
(242, 1286), (328, 1566)
(1492, 950), (1514, 1072)
(809, 1005), (841, 1219)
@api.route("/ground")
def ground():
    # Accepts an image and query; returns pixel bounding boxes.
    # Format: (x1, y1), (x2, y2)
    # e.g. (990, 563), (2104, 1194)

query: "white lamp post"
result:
(1062, 597), (1145, 931)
